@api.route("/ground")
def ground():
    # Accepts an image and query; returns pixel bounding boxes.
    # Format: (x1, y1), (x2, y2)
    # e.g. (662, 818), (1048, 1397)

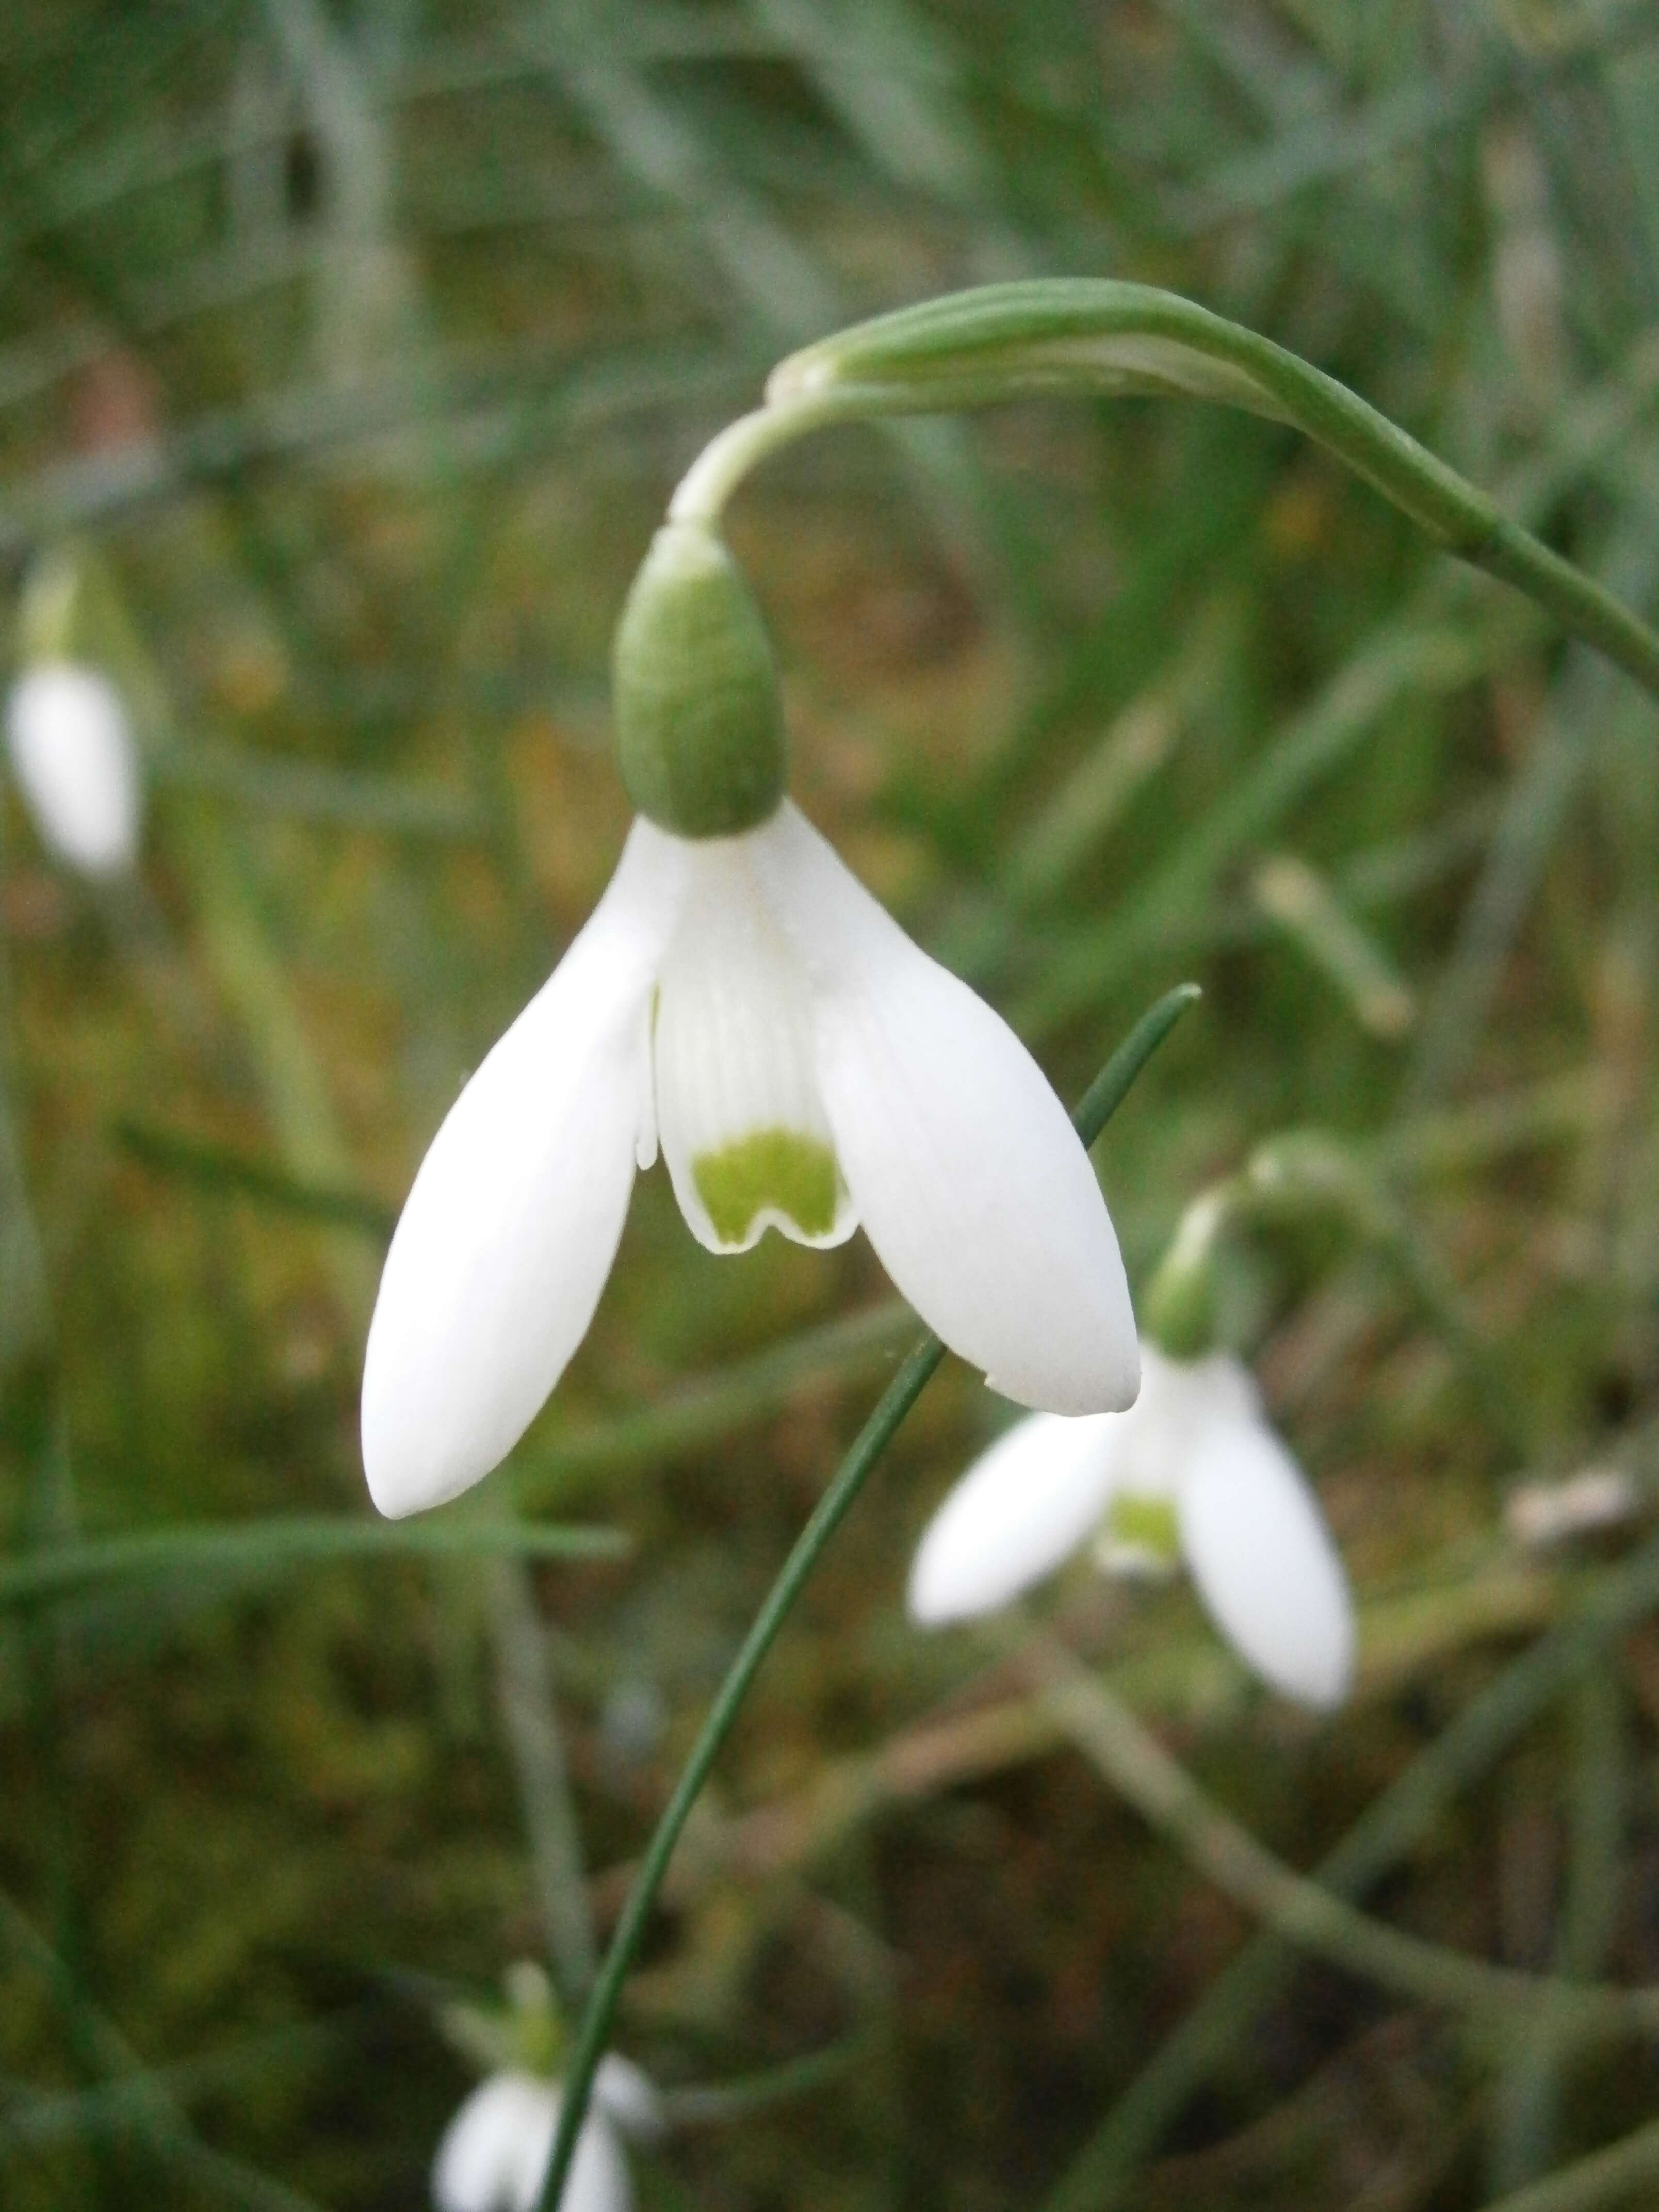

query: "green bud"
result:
(612, 521), (786, 838)
(435, 1960), (567, 2082)
(503, 1960), (566, 2078)
(1140, 1189), (1229, 1360)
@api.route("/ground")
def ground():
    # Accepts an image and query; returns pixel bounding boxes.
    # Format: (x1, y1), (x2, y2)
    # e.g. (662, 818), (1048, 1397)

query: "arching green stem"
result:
(534, 982), (1200, 2210)
(668, 390), (875, 526)
(679, 281), (1659, 705)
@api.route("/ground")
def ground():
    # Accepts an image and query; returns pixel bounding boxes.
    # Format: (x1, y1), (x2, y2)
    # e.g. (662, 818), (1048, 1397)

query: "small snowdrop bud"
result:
(5, 661), (141, 877)
(1140, 1189), (1229, 1359)
(611, 521), (786, 838)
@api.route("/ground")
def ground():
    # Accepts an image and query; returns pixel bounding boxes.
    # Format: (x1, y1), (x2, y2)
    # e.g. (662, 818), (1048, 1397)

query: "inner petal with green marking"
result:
(1093, 1490), (1181, 1577)
(693, 1126), (845, 1247)
(652, 835), (858, 1254)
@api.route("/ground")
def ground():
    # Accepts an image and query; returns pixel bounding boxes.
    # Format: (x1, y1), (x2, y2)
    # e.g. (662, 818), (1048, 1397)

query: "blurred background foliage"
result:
(6, 0), (1659, 2206)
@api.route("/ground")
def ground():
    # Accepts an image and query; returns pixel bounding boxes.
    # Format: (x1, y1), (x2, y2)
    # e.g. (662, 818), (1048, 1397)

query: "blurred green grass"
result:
(7, 2), (1659, 2207)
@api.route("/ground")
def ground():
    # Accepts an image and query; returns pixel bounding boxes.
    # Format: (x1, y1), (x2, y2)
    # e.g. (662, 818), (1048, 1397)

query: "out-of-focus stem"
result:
(1479, 2113), (1659, 2212)
(1489, 1668), (1626, 2191)
(486, 1556), (600, 2008)
(1031, 1635), (1659, 2032)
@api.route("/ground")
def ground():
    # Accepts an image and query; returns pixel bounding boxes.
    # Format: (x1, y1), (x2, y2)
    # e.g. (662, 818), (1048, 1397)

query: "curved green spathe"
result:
(764, 281), (1659, 707)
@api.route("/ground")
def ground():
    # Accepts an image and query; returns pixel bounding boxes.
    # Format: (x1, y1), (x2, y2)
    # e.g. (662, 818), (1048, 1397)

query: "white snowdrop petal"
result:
(5, 663), (141, 877)
(432, 2073), (631, 2212)
(559, 2108), (633, 2212)
(908, 1410), (1126, 1623)
(592, 2054), (665, 2141)
(432, 2073), (556, 2212)
(1148, 1344), (1262, 1431)
(1115, 1346), (1259, 1497)
(653, 835), (854, 1253)
(749, 804), (1138, 1414)
(362, 824), (688, 1517)
(1177, 1415), (1355, 1709)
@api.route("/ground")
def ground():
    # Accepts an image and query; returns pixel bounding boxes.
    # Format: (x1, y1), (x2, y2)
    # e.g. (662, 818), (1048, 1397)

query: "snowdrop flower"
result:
(363, 523), (1136, 1517)
(908, 1343), (1354, 1708)
(5, 661), (141, 877)
(433, 2055), (660, 2212)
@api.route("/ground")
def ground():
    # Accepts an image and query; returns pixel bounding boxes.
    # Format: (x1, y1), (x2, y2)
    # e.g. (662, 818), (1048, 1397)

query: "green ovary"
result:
(693, 1128), (842, 1245)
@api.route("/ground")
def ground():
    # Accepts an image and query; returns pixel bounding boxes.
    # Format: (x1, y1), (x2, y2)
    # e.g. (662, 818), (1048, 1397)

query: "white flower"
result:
(363, 800), (1137, 1517)
(4, 662), (141, 878)
(907, 1343), (1354, 1709)
(432, 2057), (660, 2212)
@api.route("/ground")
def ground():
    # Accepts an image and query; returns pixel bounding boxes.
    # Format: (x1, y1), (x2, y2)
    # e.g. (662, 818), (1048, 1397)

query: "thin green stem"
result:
(0, 1515), (626, 1609)
(487, 1556), (600, 2008)
(1032, 1637), (1659, 2044)
(666, 392), (871, 524)
(1480, 2117), (1659, 2212)
(537, 1340), (943, 2209)
(534, 983), (1199, 2209)
(1041, 1527), (1659, 2211)
(1490, 1668), (1626, 2191)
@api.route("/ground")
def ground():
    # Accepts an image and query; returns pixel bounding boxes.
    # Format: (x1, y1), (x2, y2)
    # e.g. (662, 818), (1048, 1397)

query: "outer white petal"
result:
(434, 2074), (556, 2212)
(591, 2054), (664, 2141)
(908, 1409), (1127, 1623)
(653, 835), (854, 1253)
(1177, 1413), (1355, 1709)
(5, 663), (141, 877)
(1115, 1346), (1260, 1497)
(432, 2072), (630, 2212)
(362, 823), (688, 1516)
(748, 804), (1138, 1414)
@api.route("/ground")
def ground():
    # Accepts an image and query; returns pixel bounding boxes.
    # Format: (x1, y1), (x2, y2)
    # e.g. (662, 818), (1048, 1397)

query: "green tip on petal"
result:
(612, 522), (787, 838)
(1096, 1491), (1181, 1573)
(693, 1127), (842, 1246)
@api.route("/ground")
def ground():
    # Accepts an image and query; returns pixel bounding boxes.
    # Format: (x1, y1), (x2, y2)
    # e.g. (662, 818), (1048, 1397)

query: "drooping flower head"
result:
(362, 520), (1138, 1517)
(433, 2057), (661, 2212)
(908, 1342), (1354, 1709)
(5, 555), (142, 880)
(432, 1962), (661, 2212)
(4, 663), (141, 879)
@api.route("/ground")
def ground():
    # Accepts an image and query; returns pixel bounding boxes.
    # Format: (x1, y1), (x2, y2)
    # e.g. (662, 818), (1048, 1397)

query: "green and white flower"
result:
(363, 799), (1138, 1517)
(908, 1343), (1354, 1709)
(432, 2056), (659, 2212)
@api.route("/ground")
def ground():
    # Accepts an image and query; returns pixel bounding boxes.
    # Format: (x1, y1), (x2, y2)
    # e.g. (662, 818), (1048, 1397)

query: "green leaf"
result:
(0, 1516), (628, 1610)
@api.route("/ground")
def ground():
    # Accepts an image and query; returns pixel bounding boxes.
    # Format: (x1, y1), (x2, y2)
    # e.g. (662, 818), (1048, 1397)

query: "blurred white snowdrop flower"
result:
(1506, 1466), (1636, 1551)
(364, 529), (1135, 1519)
(908, 1343), (1354, 1709)
(432, 2055), (660, 2212)
(5, 662), (141, 878)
